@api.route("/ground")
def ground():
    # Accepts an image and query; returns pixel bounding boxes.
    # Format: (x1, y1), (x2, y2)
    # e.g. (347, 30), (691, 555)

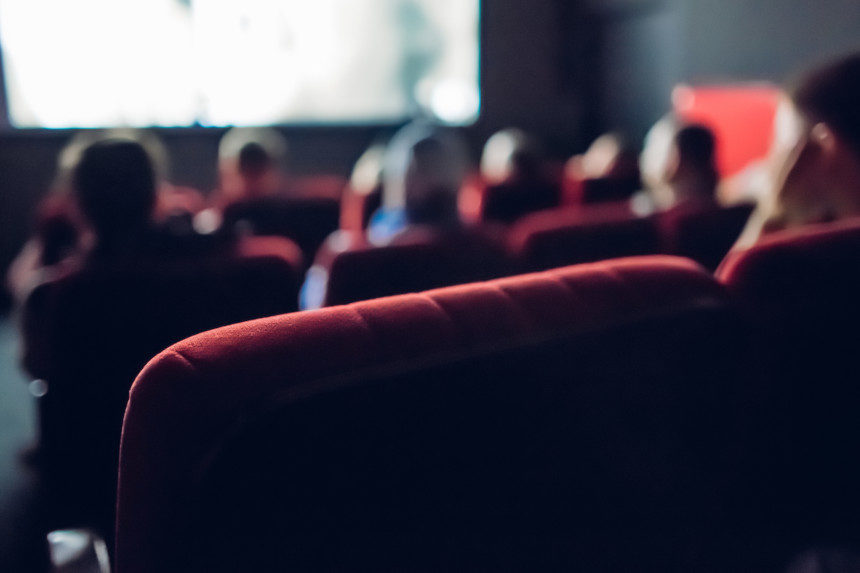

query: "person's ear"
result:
(811, 122), (839, 156)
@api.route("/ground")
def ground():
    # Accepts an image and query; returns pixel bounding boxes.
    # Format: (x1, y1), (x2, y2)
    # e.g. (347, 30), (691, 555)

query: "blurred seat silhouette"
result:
(302, 228), (510, 308)
(21, 235), (302, 531)
(117, 256), (764, 572)
(508, 203), (661, 272)
(221, 195), (340, 264)
(719, 218), (860, 550)
(565, 176), (641, 206)
(291, 174), (347, 201)
(478, 179), (561, 224)
(659, 202), (754, 271)
(563, 132), (641, 206)
(475, 128), (561, 224)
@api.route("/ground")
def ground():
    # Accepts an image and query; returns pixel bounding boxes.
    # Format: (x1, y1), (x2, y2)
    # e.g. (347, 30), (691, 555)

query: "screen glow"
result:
(0, 0), (480, 128)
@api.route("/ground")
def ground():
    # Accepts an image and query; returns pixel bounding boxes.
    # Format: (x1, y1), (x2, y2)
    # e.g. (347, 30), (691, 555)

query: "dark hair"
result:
(674, 124), (716, 167)
(238, 142), (273, 178)
(73, 139), (156, 240)
(789, 52), (860, 155)
(510, 147), (541, 179)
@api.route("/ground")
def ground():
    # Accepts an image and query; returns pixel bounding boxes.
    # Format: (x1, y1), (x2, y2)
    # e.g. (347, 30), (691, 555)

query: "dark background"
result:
(0, 0), (858, 294)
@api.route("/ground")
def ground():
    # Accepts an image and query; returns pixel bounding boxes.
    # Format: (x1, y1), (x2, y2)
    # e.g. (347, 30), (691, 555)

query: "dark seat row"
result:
(232, 177), (748, 275)
(116, 217), (860, 571)
(20, 198), (753, 516)
(21, 235), (304, 527)
(307, 200), (753, 308)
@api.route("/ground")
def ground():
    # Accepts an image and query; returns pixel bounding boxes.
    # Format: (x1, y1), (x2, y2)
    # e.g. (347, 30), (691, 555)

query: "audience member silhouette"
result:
(198, 126), (341, 260)
(194, 127), (291, 234)
(480, 128), (539, 185)
(72, 139), (159, 257)
(665, 124), (719, 205)
(367, 121), (469, 245)
(565, 132), (641, 204)
(215, 126), (290, 207)
(474, 128), (559, 223)
(7, 136), (167, 303)
(736, 52), (860, 248)
(301, 122), (506, 309)
(7, 129), (213, 303)
(633, 118), (720, 214)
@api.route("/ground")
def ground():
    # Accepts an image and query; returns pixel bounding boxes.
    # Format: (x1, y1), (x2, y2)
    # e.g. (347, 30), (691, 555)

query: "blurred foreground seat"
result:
(117, 256), (764, 572)
(719, 218), (860, 551)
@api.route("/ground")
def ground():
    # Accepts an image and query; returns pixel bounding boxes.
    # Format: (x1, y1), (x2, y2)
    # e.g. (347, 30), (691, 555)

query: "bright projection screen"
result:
(0, 0), (480, 128)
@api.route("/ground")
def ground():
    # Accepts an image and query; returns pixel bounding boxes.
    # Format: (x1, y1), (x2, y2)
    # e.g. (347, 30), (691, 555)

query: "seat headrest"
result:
(718, 217), (860, 293)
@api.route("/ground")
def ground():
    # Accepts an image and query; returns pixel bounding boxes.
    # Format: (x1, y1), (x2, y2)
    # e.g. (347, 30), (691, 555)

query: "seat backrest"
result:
(718, 218), (860, 543)
(564, 176), (641, 206)
(479, 180), (561, 224)
(117, 256), (761, 572)
(310, 228), (511, 307)
(659, 202), (754, 271)
(21, 235), (302, 527)
(290, 174), (347, 201)
(508, 204), (661, 272)
(221, 196), (340, 262)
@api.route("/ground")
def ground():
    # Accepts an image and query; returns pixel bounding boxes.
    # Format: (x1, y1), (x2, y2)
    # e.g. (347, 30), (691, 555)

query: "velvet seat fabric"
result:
(658, 202), (754, 271)
(117, 256), (762, 572)
(718, 218), (860, 550)
(478, 180), (561, 224)
(564, 176), (641, 206)
(507, 203), (661, 272)
(305, 227), (511, 308)
(221, 196), (340, 264)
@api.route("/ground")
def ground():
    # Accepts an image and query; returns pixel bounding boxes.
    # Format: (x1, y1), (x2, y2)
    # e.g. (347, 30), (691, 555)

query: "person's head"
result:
(383, 122), (469, 226)
(767, 52), (860, 226)
(666, 123), (719, 202)
(218, 127), (289, 201)
(673, 124), (716, 173)
(480, 128), (542, 184)
(640, 116), (719, 206)
(72, 138), (157, 245)
(56, 129), (167, 194)
(579, 132), (638, 181)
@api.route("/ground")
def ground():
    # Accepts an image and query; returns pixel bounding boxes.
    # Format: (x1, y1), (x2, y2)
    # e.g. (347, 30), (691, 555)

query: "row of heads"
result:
(59, 51), (860, 240)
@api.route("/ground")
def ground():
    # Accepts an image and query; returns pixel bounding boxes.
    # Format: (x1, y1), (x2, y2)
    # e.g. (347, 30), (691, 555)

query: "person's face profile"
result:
(766, 98), (826, 225)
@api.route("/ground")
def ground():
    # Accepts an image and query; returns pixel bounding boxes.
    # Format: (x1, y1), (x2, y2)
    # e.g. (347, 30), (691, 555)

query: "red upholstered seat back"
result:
(564, 176), (641, 206)
(508, 203), (661, 272)
(290, 174), (347, 201)
(718, 218), (860, 543)
(658, 202), (754, 271)
(221, 196), (340, 263)
(117, 256), (762, 572)
(313, 228), (511, 307)
(478, 179), (561, 224)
